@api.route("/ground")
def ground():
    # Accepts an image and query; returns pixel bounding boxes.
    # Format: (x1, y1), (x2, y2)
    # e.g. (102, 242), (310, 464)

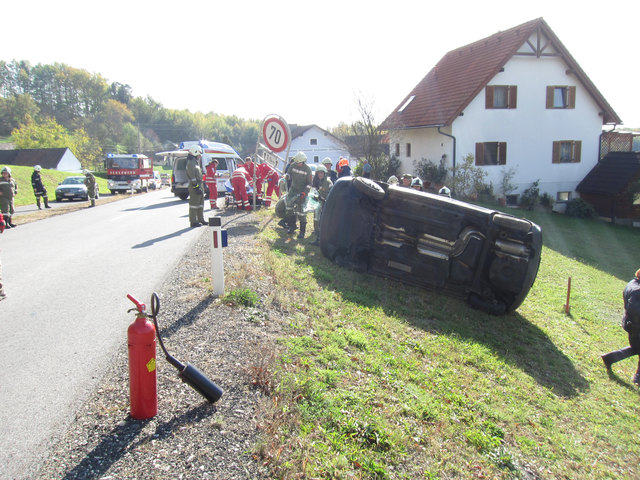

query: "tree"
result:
(11, 115), (96, 168)
(349, 94), (390, 180)
(0, 93), (40, 135)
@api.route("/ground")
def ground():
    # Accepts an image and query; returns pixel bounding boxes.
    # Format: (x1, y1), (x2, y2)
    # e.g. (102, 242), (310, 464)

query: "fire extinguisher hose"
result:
(149, 292), (185, 371)
(148, 292), (223, 403)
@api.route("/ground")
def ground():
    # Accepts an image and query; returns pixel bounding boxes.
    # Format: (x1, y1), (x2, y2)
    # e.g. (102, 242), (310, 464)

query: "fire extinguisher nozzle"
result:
(165, 353), (185, 371)
(179, 363), (223, 403)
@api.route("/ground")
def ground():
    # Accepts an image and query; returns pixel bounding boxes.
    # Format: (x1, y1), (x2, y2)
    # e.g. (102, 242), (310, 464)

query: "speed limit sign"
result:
(262, 115), (290, 153)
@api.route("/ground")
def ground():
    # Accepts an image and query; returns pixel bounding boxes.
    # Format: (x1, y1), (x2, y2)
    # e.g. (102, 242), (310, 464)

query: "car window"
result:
(63, 177), (83, 184)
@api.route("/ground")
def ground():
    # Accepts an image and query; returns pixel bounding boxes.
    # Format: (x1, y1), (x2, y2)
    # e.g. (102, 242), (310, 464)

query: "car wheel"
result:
(353, 177), (385, 200)
(178, 193), (189, 201)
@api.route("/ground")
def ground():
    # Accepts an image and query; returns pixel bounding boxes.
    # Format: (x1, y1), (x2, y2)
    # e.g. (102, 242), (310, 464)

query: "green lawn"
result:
(0, 165), (109, 207)
(241, 207), (640, 479)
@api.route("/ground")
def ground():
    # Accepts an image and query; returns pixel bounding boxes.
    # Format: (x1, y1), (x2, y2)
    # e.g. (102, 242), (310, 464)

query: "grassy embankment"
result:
(226, 207), (640, 479)
(1, 164), (172, 208)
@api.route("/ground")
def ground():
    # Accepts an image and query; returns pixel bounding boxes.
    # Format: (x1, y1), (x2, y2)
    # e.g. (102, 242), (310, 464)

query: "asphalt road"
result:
(0, 189), (218, 480)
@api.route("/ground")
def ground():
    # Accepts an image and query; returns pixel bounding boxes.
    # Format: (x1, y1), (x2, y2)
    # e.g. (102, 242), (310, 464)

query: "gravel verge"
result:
(34, 210), (283, 480)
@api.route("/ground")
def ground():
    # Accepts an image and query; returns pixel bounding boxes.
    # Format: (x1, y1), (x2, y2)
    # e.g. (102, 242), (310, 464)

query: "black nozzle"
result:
(178, 363), (223, 403)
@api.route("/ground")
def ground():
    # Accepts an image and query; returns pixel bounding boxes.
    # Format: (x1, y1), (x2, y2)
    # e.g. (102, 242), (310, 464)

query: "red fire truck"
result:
(106, 153), (154, 194)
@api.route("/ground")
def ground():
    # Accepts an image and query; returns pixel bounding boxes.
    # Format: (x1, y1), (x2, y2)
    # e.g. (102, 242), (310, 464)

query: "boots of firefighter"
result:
(37, 198), (42, 210)
(297, 221), (307, 240)
(601, 346), (635, 369)
(8, 216), (16, 228)
(278, 218), (288, 229)
(44, 196), (51, 208)
(286, 215), (297, 235)
(90, 199), (96, 207)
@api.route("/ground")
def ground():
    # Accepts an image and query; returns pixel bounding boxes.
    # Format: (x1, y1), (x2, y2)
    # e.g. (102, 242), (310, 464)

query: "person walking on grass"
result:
(602, 268), (640, 386)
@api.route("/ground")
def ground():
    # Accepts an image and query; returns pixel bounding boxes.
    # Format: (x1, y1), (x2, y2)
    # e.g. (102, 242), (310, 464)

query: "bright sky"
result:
(3, 0), (639, 129)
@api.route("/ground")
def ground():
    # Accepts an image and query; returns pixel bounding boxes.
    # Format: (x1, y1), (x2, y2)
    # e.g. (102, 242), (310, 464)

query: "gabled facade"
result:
(0, 147), (82, 171)
(382, 18), (621, 202)
(283, 124), (351, 168)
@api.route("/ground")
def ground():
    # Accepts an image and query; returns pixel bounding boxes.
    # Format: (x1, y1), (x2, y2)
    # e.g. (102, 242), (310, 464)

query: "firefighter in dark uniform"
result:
(83, 170), (97, 207)
(186, 145), (206, 227)
(31, 165), (51, 209)
(0, 166), (17, 227)
(284, 151), (312, 238)
(602, 268), (640, 386)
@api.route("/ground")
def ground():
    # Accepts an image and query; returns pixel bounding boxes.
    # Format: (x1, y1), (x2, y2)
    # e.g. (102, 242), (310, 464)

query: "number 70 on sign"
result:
(261, 115), (290, 153)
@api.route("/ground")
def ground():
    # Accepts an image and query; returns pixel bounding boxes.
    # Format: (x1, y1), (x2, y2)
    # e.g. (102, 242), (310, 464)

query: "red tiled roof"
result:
(382, 18), (621, 129)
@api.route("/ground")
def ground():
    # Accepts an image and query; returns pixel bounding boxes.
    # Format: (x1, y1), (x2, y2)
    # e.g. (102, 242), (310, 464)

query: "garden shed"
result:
(0, 148), (82, 172)
(576, 151), (640, 223)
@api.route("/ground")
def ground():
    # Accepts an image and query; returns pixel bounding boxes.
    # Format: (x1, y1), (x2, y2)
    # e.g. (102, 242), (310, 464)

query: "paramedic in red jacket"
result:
(204, 158), (219, 209)
(257, 162), (280, 207)
(231, 164), (253, 211)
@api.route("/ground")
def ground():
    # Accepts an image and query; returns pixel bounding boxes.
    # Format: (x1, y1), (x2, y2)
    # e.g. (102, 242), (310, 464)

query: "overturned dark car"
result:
(319, 177), (542, 315)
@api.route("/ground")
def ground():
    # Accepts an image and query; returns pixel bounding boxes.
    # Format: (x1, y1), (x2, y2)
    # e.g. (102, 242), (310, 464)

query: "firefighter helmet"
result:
(188, 145), (203, 156)
(387, 175), (398, 185)
(1, 166), (11, 175)
(293, 151), (307, 163)
(411, 177), (423, 188)
(438, 186), (451, 197)
(322, 157), (332, 166)
(316, 165), (327, 173)
(34, 165), (42, 172)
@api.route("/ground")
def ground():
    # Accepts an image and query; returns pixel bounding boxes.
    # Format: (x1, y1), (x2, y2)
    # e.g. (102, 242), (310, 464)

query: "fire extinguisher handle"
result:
(126, 294), (146, 314)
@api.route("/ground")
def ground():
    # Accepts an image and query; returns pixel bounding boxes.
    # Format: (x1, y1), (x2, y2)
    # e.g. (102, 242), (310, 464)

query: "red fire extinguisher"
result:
(127, 294), (158, 419)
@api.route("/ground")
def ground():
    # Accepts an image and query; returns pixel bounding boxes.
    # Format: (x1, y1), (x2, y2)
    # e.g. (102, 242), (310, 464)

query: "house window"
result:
(395, 143), (400, 157)
(406, 143), (411, 157)
(557, 191), (571, 202)
(486, 85), (517, 109)
(310, 138), (318, 145)
(313, 156), (319, 163)
(475, 142), (507, 165)
(506, 194), (519, 206)
(552, 140), (581, 163)
(546, 86), (576, 109)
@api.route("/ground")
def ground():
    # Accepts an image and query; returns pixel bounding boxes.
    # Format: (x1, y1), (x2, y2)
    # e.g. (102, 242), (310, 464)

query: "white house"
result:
(381, 17), (621, 203)
(283, 124), (351, 169)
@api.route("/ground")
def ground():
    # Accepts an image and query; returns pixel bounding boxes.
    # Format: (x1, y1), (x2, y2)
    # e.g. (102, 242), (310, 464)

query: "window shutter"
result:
(552, 141), (560, 163)
(573, 140), (581, 162)
(568, 86), (576, 109)
(486, 86), (494, 109)
(498, 142), (507, 165)
(546, 86), (554, 109)
(475, 143), (484, 165)
(508, 86), (517, 109)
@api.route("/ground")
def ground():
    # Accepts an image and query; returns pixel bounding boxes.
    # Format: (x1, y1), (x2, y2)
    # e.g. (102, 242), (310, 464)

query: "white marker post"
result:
(209, 216), (226, 296)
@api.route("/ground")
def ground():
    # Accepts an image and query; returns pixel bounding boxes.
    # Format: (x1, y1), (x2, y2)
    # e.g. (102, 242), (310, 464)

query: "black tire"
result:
(353, 177), (385, 200)
(178, 193), (189, 201)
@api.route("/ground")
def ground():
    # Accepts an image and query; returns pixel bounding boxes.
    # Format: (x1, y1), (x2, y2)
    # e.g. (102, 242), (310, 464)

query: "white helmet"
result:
(188, 145), (203, 156)
(322, 157), (332, 166)
(293, 151), (307, 163)
(438, 186), (451, 197)
(411, 177), (423, 188)
(316, 165), (327, 173)
(387, 175), (398, 185)
(1, 166), (11, 174)
(34, 165), (42, 172)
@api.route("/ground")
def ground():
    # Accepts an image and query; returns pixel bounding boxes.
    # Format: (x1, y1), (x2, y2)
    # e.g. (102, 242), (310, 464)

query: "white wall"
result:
(286, 126), (351, 168)
(391, 37), (606, 199)
(57, 149), (82, 172)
